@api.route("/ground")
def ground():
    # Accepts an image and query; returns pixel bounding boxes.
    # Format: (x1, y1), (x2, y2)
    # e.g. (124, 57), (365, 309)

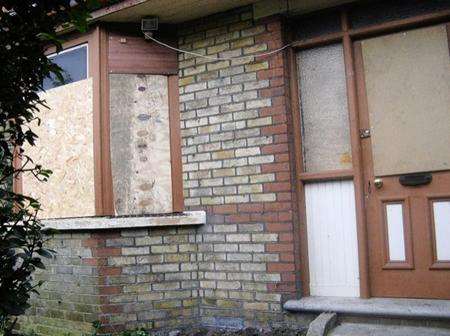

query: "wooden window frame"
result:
(287, 5), (450, 298)
(428, 195), (450, 270)
(12, 30), (107, 214)
(380, 198), (414, 270)
(15, 24), (184, 217)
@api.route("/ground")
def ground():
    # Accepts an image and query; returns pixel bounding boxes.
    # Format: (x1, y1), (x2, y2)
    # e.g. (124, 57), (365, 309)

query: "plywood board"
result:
(23, 79), (95, 218)
(361, 24), (450, 176)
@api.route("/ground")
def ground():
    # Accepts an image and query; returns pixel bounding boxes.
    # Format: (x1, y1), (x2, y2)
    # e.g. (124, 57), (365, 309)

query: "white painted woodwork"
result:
(433, 201), (450, 261)
(305, 180), (360, 297)
(385, 203), (406, 261)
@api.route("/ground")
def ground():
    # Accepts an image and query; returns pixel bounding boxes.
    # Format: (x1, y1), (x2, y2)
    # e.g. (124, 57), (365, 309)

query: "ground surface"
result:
(153, 327), (306, 336)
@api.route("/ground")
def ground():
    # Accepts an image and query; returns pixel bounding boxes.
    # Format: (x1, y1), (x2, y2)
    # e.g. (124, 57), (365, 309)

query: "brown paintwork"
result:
(428, 196), (450, 270)
(299, 169), (354, 183)
(291, 9), (450, 50)
(291, 32), (343, 50)
(168, 75), (184, 213)
(92, 27), (103, 215)
(108, 31), (178, 75)
(349, 9), (450, 39)
(341, 10), (370, 299)
(380, 198), (414, 270)
(284, 35), (304, 298)
(99, 27), (115, 215)
(354, 34), (450, 299)
(286, 46), (310, 297)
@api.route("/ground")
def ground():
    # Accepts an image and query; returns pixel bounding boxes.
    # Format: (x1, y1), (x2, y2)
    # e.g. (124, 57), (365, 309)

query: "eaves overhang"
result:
(89, 0), (357, 25)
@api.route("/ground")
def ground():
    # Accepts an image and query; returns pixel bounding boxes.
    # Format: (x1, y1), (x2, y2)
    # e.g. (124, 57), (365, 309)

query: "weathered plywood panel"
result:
(305, 180), (360, 297)
(362, 24), (450, 176)
(23, 79), (95, 218)
(297, 44), (352, 173)
(110, 74), (173, 215)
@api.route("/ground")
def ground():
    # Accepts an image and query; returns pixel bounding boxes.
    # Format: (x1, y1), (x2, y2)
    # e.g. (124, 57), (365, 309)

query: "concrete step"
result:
(284, 296), (450, 321)
(328, 323), (450, 336)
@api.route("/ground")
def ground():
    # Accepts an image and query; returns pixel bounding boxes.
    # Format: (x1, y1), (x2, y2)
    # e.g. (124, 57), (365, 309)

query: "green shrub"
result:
(0, 1), (93, 334)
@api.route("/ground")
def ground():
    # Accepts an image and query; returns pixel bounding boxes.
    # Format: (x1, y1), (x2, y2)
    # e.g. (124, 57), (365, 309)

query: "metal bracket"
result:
(359, 128), (371, 139)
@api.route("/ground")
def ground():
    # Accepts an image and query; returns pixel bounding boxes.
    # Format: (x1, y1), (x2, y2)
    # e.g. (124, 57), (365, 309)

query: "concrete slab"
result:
(41, 211), (206, 231)
(284, 296), (450, 320)
(306, 312), (337, 336)
(329, 323), (450, 336)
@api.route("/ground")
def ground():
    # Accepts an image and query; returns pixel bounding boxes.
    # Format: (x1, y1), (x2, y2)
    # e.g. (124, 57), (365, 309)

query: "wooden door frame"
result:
(288, 6), (450, 298)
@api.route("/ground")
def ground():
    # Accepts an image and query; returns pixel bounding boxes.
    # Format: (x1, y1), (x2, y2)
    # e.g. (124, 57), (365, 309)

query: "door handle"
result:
(374, 178), (383, 189)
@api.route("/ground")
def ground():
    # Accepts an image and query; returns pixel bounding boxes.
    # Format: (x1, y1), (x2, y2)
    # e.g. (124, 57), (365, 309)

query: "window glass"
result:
(43, 44), (88, 90)
(297, 44), (352, 173)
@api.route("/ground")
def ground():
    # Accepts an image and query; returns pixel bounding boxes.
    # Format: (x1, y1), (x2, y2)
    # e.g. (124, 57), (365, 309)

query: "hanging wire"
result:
(144, 32), (292, 61)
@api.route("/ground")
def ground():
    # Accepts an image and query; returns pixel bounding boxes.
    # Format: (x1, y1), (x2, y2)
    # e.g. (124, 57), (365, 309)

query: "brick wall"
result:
(20, 232), (100, 336)
(177, 6), (299, 329)
(20, 226), (201, 336)
(20, 5), (303, 335)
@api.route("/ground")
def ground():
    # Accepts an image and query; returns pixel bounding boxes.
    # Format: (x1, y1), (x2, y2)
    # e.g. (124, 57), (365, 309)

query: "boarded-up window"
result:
(23, 78), (95, 218)
(297, 44), (352, 173)
(109, 74), (173, 215)
(361, 24), (450, 176)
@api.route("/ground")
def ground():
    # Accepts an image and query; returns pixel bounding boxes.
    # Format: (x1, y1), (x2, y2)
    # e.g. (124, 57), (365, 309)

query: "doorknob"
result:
(374, 178), (383, 189)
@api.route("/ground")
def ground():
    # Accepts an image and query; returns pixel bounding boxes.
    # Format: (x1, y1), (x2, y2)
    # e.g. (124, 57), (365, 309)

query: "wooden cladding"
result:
(105, 25), (182, 214)
(108, 32), (178, 75)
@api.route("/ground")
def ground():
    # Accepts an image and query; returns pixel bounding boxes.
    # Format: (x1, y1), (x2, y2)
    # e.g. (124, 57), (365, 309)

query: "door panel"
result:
(355, 24), (450, 299)
(305, 180), (360, 297)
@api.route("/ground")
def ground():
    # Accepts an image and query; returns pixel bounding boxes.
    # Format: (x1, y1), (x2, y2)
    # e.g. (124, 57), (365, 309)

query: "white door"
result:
(305, 180), (360, 297)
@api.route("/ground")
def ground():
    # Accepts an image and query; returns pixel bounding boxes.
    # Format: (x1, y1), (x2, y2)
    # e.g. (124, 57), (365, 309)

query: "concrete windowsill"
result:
(284, 296), (450, 320)
(41, 211), (206, 231)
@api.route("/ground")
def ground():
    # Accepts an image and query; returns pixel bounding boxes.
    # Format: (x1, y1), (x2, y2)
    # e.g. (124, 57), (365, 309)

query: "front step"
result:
(329, 323), (450, 336)
(284, 296), (450, 321)
(284, 297), (450, 335)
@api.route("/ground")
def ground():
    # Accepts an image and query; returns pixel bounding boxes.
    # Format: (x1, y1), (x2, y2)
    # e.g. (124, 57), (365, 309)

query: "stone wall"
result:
(177, 6), (300, 329)
(20, 232), (100, 336)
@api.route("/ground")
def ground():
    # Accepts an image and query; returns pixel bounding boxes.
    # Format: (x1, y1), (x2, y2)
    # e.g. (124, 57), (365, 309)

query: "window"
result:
(43, 44), (88, 90)
(297, 44), (352, 173)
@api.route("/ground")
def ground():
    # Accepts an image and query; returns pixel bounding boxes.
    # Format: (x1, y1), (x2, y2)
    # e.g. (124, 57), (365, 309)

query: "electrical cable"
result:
(144, 32), (292, 61)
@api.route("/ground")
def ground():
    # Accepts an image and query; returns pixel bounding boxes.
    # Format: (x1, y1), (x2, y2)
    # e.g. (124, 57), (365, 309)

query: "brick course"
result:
(177, 6), (298, 329)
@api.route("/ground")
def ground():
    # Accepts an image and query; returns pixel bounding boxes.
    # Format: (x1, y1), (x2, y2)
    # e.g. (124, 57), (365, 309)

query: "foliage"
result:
(0, 1), (100, 334)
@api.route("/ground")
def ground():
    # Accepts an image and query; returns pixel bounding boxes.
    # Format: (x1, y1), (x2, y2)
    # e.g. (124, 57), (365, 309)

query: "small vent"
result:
(141, 17), (158, 32)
